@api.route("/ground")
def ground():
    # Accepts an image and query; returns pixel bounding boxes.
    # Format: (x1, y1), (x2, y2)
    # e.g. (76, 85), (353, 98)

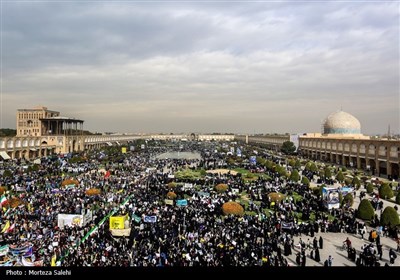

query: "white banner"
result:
(83, 210), (93, 226)
(57, 214), (83, 229)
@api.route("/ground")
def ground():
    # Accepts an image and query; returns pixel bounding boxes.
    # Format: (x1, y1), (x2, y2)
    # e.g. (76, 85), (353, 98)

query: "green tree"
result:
(2, 170), (12, 178)
(342, 193), (354, 207)
(289, 170), (300, 182)
(280, 141), (296, 155)
(256, 157), (265, 165)
(324, 167), (332, 179)
(0, 128), (16, 137)
(295, 159), (301, 169)
(310, 163), (318, 173)
(357, 199), (375, 221)
(344, 178), (352, 186)
(352, 176), (361, 189)
(380, 206), (400, 227)
(301, 176), (310, 187)
(336, 170), (345, 182)
(366, 183), (374, 194)
(264, 160), (273, 171)
(379, 183), (394, 199)
(288, 159), (296, 167)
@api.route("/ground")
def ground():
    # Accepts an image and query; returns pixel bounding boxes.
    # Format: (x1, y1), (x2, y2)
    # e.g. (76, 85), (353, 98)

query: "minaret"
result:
(388, 124), (391, 139)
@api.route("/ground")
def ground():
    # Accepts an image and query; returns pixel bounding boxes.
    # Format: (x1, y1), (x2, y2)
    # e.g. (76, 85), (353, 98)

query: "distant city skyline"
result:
(2, 1), (399, 135)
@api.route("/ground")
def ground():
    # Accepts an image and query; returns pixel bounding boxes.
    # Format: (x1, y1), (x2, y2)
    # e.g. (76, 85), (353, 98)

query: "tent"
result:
(0, 151), (10, 160)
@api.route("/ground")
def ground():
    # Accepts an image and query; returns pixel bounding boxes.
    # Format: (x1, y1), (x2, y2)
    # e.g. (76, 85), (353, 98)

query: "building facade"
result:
(16, 106), (60, 137)
(299, 111), (400, 179)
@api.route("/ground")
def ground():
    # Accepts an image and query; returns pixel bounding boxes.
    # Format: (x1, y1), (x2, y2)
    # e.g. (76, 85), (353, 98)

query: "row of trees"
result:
(357, 199), (399, 226)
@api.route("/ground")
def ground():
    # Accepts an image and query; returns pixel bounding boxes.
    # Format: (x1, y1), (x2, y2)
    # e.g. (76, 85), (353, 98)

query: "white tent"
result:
(0, 151), (10, 160)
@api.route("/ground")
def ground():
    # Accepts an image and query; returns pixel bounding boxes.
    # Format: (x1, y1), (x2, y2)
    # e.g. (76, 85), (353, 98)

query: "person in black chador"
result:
(319, 236), (323, 249)
(313, 237), (318, 249)
(284, 240), (292, 256)
(301, 251), (306, 267)
(296, 253), (301, 266)
(314, 247), (321, 262)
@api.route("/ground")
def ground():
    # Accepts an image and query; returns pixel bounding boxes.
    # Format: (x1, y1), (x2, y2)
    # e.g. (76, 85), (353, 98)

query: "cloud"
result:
(2, 2), (399, 135)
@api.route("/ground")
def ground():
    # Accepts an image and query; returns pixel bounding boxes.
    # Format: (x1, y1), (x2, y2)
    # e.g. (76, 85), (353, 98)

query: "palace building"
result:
(299, 111), (400, 179)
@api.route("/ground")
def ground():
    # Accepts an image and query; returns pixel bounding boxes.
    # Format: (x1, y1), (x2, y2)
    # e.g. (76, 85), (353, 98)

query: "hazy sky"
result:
(2, 1), (399, 134)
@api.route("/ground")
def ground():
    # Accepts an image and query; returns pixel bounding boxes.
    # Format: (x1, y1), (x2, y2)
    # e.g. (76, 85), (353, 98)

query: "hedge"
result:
(222, 202), (244, 216)
(379, 183), (394, 199)
(357, 199), (374, 221)
(215, 184), (228, 193)
(380, 206), (400, 227)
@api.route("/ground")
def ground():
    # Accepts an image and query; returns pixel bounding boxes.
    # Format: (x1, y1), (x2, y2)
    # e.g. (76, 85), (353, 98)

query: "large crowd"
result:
(0, 141), (398, 267)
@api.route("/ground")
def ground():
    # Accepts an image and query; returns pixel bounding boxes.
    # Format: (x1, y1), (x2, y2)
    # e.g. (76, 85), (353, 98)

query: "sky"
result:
(1, 0), (399, 135)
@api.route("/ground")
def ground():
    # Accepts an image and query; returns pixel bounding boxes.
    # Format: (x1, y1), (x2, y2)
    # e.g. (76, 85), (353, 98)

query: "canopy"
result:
(0, 151), (10, 160)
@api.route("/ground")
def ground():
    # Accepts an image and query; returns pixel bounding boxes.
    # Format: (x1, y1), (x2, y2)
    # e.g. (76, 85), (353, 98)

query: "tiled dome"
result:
(323, 111), (361, 134)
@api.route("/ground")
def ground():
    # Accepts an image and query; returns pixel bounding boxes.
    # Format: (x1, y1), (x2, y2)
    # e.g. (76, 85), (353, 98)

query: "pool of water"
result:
(155, 151), (201, 160)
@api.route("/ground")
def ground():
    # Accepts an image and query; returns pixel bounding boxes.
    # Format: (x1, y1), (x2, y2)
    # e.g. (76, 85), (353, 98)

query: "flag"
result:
(0, 195), (8, 206)
(23, 246), (33, 257)
(51, 254), (57, 266)
(104, 171), (111, 179)
(6, 223), (15, 233)
(1, 221), (10, 233)
(144, 216), (157, 223)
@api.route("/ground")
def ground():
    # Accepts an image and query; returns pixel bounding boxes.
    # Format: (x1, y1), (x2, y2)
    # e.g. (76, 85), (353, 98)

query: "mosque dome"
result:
(323, 111), (361, 134)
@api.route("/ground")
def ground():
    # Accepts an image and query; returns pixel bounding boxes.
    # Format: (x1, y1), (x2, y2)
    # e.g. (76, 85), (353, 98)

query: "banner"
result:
(340, 187), (354, 196)
(236, 148), (242, 157)
(232, 188), (240, 194)
(322, 187), (340, 210)
(83, 210), (93, 226)
(165, 199), (174, 206)
(16, 186), (26, 192)
(109, 214), (128, 230)
(250, 156), (256, 165)
(281, 222), (294, 229)
(176, 199), (188, 207)
(1, 221), (10, 233)
(133, 214), (141, 223)
(57, 214), (83, 229)
(111, 228), (131, 237)
(184, 183), (193, 189)
(121, 147), (127, 154)
(9, 244), (32, 256)
(0, 245), (9, 256)
(144, 216), (157, 223)
(198, 191), (210, 197)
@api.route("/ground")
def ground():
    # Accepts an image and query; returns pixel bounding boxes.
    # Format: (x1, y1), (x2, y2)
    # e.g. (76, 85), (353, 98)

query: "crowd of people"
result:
(0, 141), (398, 267)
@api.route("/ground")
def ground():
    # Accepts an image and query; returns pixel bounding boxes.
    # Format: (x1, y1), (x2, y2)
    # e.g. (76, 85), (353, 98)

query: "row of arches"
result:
(302, 149), (400, 180)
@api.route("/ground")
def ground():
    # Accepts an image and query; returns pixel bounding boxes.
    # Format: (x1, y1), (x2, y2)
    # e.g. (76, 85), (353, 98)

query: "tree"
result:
(366, 183), (374, 194)
(2, 170), (12, 178)
(379, 183), (394, 199)
(324, 167), (332, 179)
(309, 163), (318, 173)
(289, 170), (300, 182)
(0, 128), (16, 137)
(301, 176), (310, 187)
(336, 170), (344, 182)
(380, 206), (400, 227)
(357, 199), (375, 221)
(352, 176), (361, 189)
(281, 141), (296, 155)
(342, 193), (354, 207)
(295, 159), (301, 169)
